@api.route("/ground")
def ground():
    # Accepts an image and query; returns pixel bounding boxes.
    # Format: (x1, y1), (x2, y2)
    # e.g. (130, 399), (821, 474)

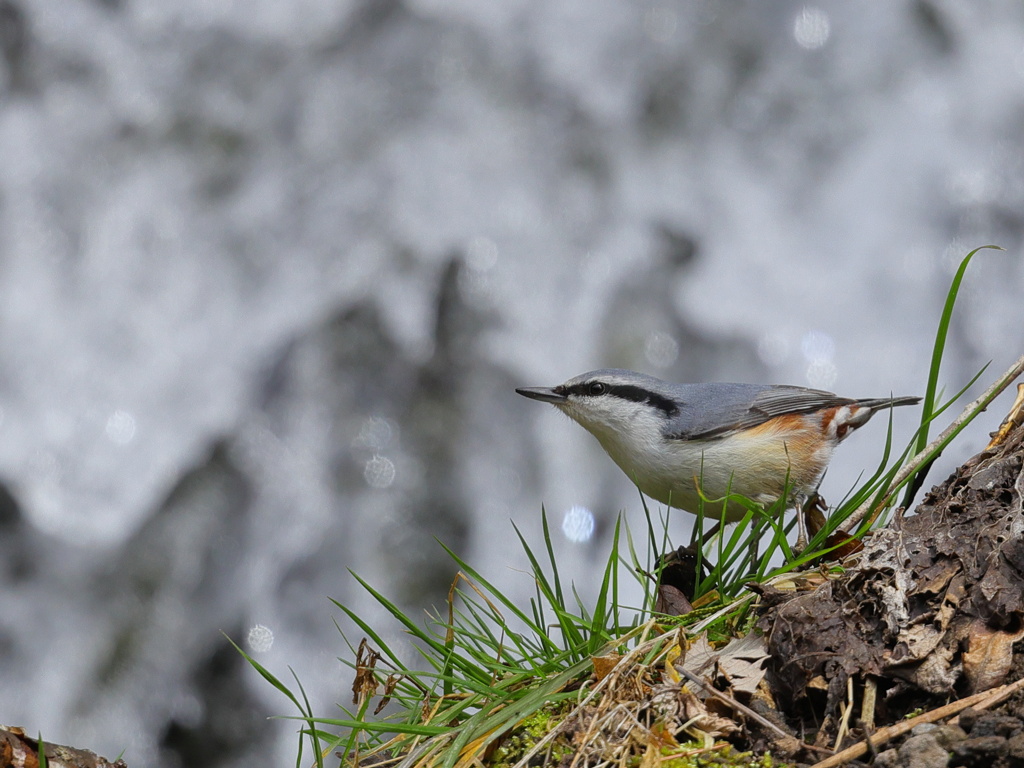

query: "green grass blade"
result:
(539, 508), (567, 609)
(227, 635), (308, 714)
(293, 716), (449, 737)
(904, 244), (1002, 505)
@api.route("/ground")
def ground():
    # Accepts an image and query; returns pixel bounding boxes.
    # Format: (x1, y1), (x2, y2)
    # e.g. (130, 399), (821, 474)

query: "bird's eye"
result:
(588, 382), (606, 396)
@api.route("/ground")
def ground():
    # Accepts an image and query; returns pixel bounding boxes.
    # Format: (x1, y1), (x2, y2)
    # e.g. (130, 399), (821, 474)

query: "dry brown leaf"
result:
(909, 643), (959, 694)
(716, 636), (770, 695)
(807, 675), (829, 691)
(592, 653), (621, 683)
(675, 632), (768, 696)
(678, 633), (716, 675)
(898, 623), (945, 661)
(962, 619), (1024, 694)
(648, 721), (680, 749)
(767, 571), (830, 593)
(352, 638), (382, 705)
(678, 688), (741, 737)
(656, 583), (694, 616)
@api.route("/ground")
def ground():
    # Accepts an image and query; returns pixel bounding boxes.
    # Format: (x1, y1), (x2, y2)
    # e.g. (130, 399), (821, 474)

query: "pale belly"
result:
(598, 422), (834, 522)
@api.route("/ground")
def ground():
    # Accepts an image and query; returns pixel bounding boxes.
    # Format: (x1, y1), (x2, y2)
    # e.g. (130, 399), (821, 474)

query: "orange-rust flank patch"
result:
(743, 413), (822, 457)
(736, 412), (830, 490)
(743, 411), (816, 438)
(819, 407), (837, 434)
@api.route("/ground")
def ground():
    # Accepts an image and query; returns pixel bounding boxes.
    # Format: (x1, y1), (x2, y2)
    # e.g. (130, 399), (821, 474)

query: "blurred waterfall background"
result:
(0, 1), (1023, 765)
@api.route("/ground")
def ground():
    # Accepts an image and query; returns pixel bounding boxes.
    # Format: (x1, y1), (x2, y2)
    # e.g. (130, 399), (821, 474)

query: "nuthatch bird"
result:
(516, 369), (919, 534)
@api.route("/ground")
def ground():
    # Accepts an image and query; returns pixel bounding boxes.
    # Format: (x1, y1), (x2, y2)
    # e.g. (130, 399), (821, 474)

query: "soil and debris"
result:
(0, 726), (127, 768)
(752, 385), (1024, 765)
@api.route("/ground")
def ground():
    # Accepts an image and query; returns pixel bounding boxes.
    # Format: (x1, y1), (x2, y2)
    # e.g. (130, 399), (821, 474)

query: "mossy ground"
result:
(489, 700), (790, 768)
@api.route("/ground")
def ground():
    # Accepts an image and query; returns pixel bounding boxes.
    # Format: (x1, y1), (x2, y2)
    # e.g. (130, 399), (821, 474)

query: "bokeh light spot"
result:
(800, 330), (835, 364)
(352, 416), (396, 452)
(247, 624), (274, 653)
(806, 359), (838, 389)
(793, 7), (830, 50)
(364, 455), (397, 489)
(562, 505), (595, 543)
(644, 331), (679, 369)
(105, 410), (137, 445)
(801, 330), (837, 388)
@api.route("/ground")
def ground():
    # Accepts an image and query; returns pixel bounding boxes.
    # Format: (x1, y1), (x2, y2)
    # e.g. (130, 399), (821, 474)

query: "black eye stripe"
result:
(607, 385), (679, 416)
(565, 382), (678, 417)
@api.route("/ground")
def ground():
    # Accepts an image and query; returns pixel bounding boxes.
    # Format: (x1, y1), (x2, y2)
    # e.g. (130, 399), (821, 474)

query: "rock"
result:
(958, 708), (978, 732)
(966, 712), (1022, 738)
(897, 732), (954, 768)
(949, 735), (1009, 767)
(931, 725), (969, 750)
(1007, 732), (1024, 768)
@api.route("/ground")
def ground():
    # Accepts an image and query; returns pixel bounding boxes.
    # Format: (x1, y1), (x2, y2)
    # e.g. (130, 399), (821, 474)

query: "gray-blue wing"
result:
(663, 384), (854, 440)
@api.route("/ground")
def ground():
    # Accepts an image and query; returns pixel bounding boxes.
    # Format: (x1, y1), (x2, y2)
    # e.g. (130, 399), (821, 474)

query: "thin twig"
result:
(832, 676), (854, 751)
(844, 353), (1024, 532)
(808, 674), (1024, 768)
(861, 676), (877, 732)
(673, 666), (811, 748)
(948, 673), (1024, 727)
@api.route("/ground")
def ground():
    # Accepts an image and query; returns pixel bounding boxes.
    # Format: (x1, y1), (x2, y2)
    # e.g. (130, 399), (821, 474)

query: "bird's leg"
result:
(794, 494), (810, 552)
(794, 492), (828, 552)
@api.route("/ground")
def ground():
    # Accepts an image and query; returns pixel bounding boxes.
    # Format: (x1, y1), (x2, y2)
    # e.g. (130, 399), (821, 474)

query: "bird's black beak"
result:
(516, 386), (567, 404)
